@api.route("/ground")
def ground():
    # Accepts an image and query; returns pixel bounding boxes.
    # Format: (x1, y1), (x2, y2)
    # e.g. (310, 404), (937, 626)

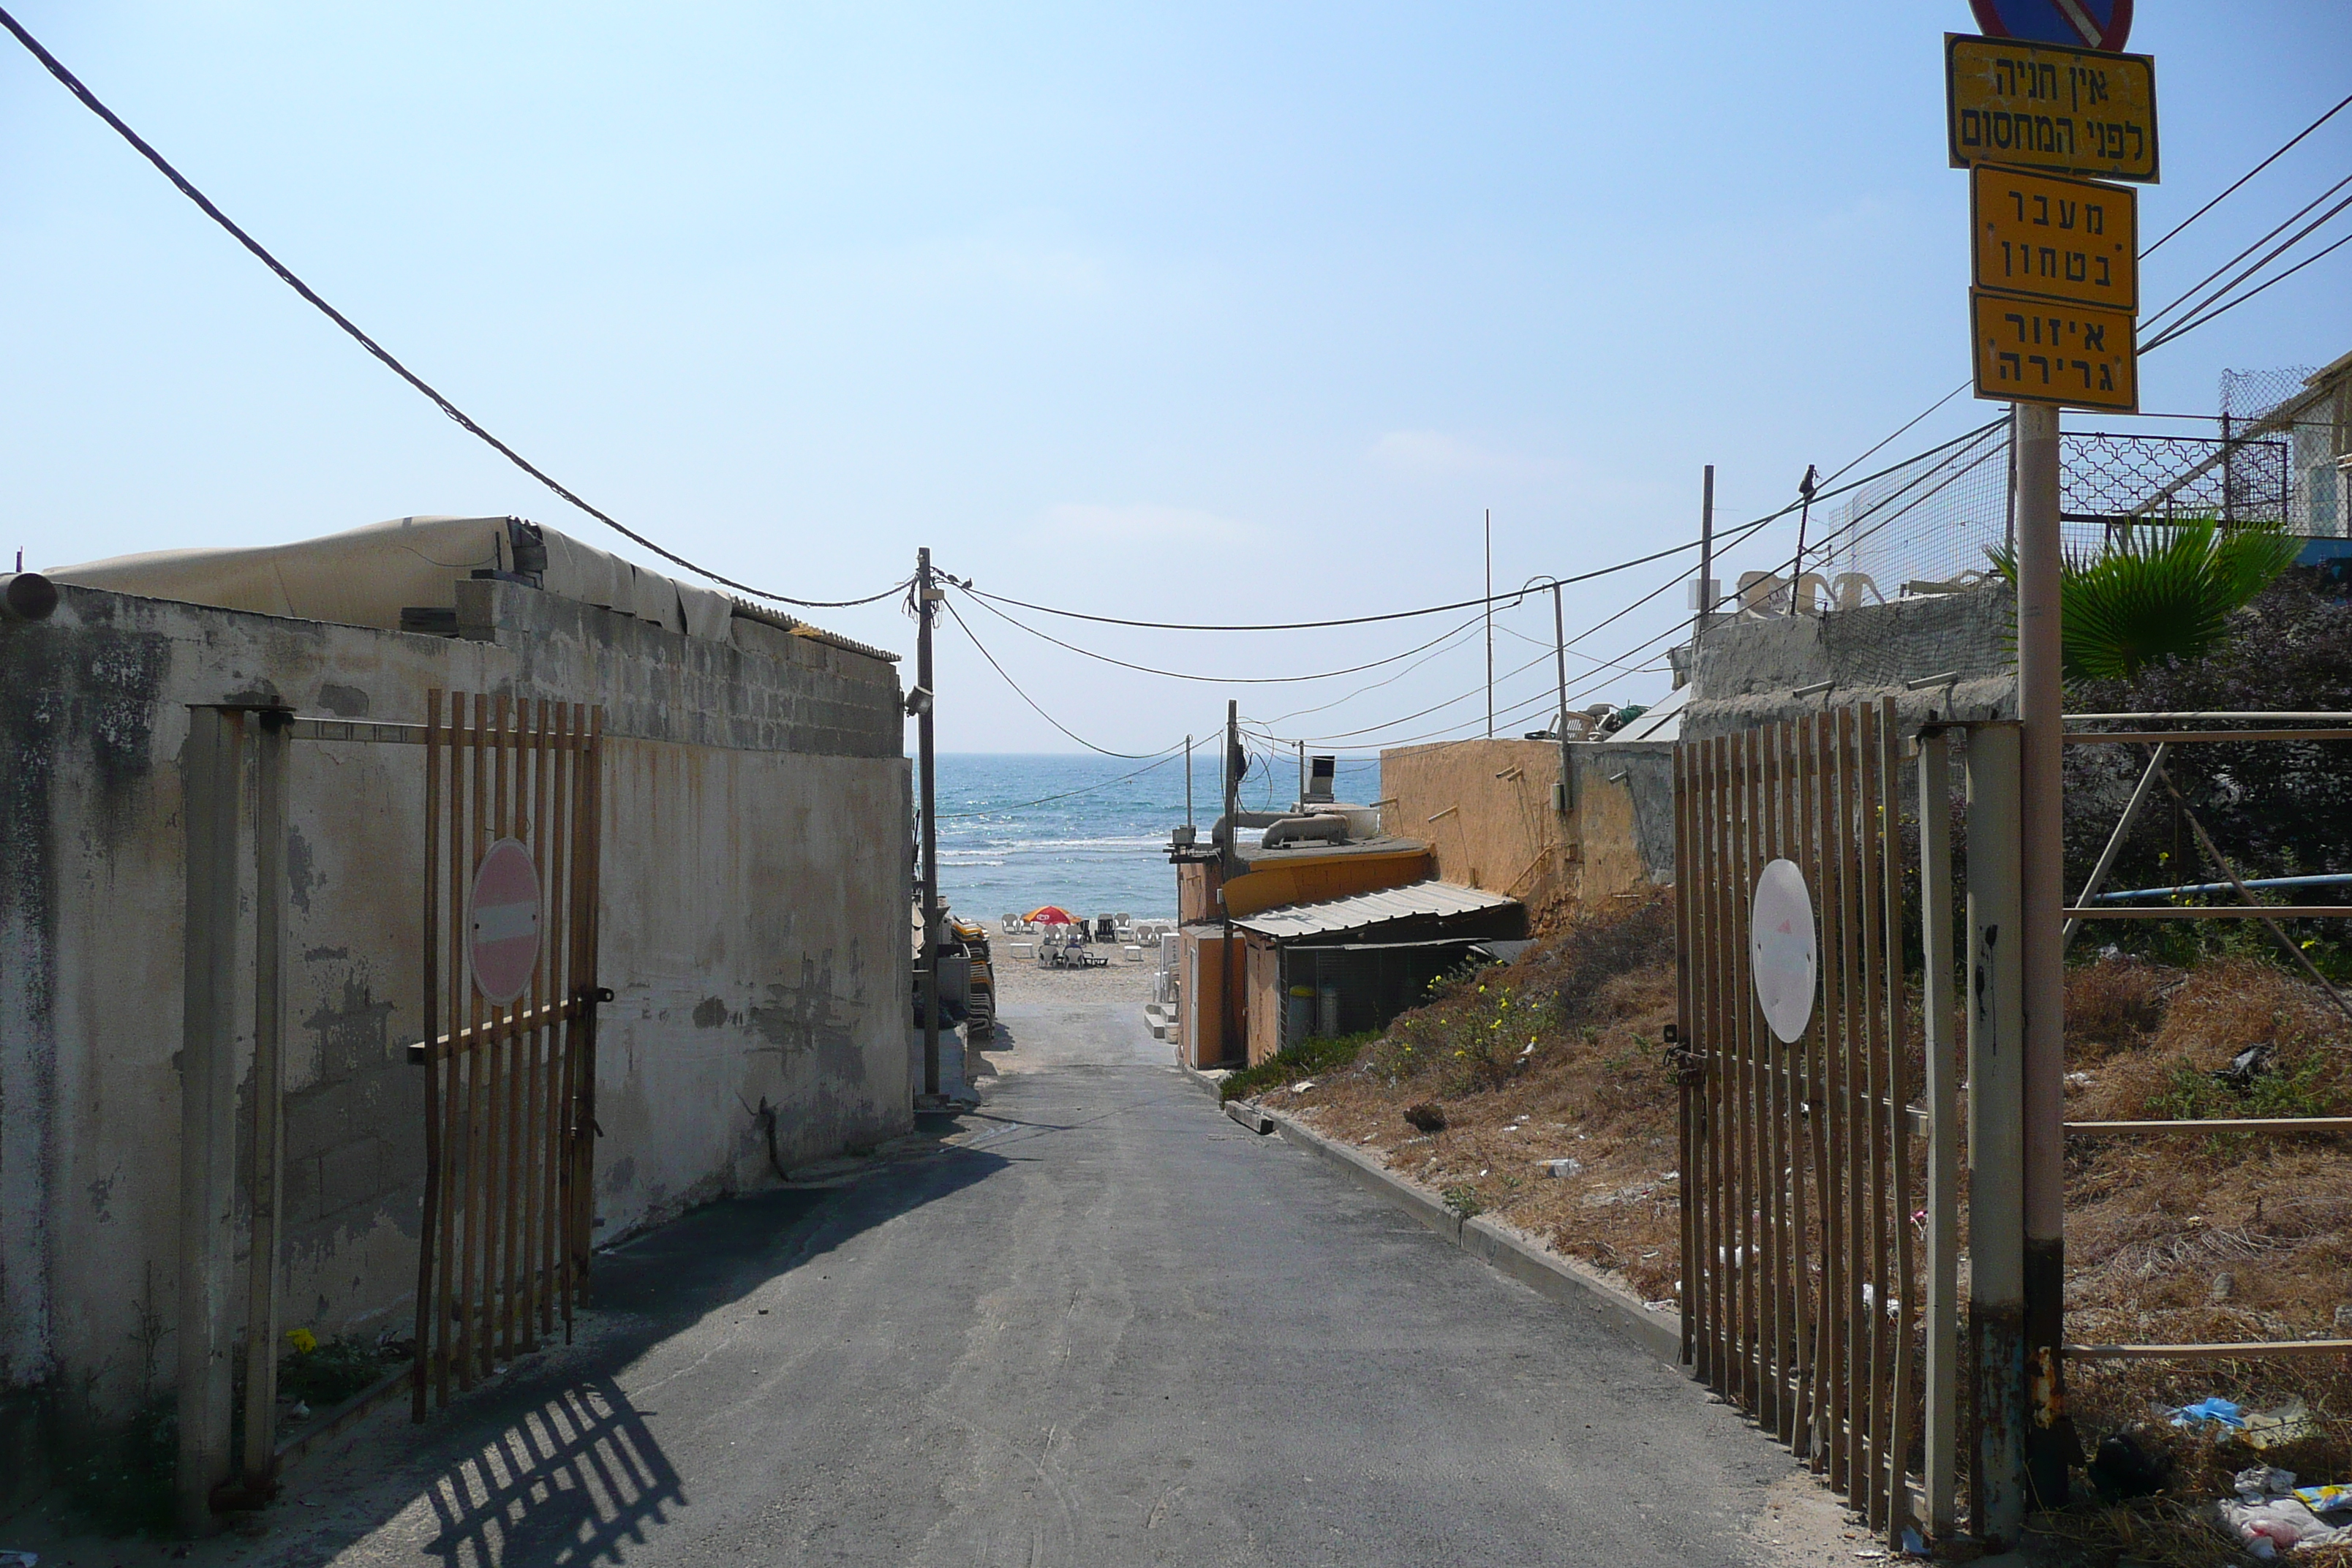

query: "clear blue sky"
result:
(5, 3), (2347, 754)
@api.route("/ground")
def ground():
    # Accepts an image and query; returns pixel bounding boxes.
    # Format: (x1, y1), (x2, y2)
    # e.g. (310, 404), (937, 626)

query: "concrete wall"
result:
(1379, 740), (1565, 902)
(1376, 739), (1674, 918)
(1567, 742), (1676, 897)
(1681, 581), (2016, 740)
(0, 578), (909, 1428)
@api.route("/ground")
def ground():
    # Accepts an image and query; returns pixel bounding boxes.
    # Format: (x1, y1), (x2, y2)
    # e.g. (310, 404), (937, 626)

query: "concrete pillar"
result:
(176, 707), (244, 1534)
(1965, 721), (2025, 1546)
(239, 713), (290, 1485)
(2013, 402), (2072, 1507)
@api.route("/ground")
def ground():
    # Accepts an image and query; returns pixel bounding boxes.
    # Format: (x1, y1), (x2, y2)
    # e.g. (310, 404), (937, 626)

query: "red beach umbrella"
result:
(1025, 905), (1076, 925)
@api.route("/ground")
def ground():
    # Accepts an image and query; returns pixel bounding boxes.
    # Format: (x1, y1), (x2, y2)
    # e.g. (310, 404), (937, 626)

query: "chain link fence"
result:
(1800, 366), (2350, 606)
(2224, 366), (2349, 538)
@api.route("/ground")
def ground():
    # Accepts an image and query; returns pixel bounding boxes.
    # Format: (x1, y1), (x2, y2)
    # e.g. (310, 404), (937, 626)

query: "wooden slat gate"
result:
(412, 691), (605, 1417)
(1674, 700), (1922, 1543)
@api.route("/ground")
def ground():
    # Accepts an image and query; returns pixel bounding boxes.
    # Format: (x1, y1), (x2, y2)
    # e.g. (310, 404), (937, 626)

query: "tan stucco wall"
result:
(1380, 739), (1568, 905)
(1378, 738), (1676, 921)
(1, 578), (910, 1422)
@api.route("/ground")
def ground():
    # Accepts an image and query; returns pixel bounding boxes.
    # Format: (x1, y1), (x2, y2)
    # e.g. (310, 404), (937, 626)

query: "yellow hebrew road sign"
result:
(1972, 165), (2137, 311)
(1947, 34), (2157, 182)
(1971, 288), (2138, 412)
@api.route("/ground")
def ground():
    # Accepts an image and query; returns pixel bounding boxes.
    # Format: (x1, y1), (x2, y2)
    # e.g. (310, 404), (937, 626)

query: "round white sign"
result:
(1749, 858), (1818, 1044)
(467, 837), (542, 1006)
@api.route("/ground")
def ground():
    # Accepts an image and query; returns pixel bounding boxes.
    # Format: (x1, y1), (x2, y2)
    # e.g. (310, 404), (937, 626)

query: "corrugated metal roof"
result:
(1231, 880), (1516, 940)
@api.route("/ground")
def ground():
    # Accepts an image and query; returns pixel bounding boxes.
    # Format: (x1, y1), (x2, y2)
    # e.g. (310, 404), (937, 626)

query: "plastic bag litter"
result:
(2171, 1396), (2247, 1429)
(2217, 1468), (2352, 1556)
(2239, 1466), (2299, 1501)
(2215, 1495), (2345, 1556)
(2244, 1399), (2320, 1450)
(2298, 1483), (2352, 1516)
(0, 1551), (38, 1567)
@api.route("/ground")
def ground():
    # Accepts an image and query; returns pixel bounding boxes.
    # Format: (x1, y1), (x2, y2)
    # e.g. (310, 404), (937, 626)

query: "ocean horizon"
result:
(924, 750), (1384, 924)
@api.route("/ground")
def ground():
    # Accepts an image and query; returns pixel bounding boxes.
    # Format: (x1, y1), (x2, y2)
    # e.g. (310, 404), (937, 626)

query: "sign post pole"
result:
(1947, 17), (2156, 1523)
(2013, 399), (2073, 1508)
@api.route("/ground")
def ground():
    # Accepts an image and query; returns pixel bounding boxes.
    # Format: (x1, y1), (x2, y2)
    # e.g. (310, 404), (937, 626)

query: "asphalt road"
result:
(29, 992), (1814, 1567)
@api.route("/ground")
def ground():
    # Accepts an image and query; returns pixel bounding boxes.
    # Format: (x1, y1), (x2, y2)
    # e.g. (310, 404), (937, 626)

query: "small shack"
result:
(1229, 881), (1526, 1066)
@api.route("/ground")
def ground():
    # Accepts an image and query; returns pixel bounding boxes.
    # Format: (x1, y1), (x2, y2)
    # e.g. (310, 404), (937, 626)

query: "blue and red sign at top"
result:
(1969, 0), (2133, 51)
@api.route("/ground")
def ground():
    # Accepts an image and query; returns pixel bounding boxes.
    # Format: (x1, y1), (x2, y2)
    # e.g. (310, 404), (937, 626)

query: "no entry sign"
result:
(1749, 859), (1819, 1044)
(1969, 0), (2132, 52)
(468, 837), (542, 1006)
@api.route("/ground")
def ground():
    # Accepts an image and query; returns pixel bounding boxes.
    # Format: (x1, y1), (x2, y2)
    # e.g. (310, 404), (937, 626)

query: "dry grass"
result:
(2059, 954), (2352, 1506)
(1261, 891), (1686, 1302)
(1241, 902), (2352, 1553)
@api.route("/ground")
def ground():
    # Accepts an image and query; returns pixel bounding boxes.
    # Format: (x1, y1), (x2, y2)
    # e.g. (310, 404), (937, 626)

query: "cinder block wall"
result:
(1681, 581), (2016, 741)
(0, 579), (910, 1427)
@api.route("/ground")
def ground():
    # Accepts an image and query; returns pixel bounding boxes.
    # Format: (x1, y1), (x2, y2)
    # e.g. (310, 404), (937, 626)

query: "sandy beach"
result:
(965, 929), (1160, 1081)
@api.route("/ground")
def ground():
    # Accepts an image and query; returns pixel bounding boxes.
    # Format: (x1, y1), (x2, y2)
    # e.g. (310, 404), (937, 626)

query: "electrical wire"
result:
(2137, 175), (2352, 340)
(934, 742), (1191, 818)
(2143, 91), (2352, 258)
(0, 7), (906, 612)
(954, 535), (1721, 633)
(951, 588), (1492, 685)
(939, 597), (1176, 758)
(1256, 616), (1493, 726)
(2143, 218), (2352, 355)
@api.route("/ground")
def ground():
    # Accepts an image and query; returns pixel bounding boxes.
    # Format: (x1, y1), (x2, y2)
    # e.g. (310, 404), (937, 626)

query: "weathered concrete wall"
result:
(1380, 739), (1565, 902)
(1377, 739), (1673, 919)
(1567, 742), (1675, 897)
(0, 579), (909, 1424)
(1681, 581), (2016, 740)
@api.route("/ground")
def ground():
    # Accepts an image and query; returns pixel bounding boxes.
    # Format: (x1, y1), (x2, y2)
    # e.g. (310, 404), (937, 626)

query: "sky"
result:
(5, 2), (2349, 755)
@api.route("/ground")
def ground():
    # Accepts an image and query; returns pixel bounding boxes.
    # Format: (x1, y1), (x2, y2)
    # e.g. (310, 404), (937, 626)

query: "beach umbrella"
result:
(1025, 905), (1076, 924)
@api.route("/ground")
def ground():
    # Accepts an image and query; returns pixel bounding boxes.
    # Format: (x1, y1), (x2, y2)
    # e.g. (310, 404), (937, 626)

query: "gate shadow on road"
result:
(412, 1374), (682, 1567)
(314, 1141), (1014, 1565)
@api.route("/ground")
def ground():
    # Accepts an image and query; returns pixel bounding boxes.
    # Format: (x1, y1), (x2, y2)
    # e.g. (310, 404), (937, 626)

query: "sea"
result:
(930, 752), (1384, 924)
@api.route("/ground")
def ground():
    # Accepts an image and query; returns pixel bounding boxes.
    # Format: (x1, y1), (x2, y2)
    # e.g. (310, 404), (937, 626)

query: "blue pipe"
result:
(2092, 871), (2352, 903)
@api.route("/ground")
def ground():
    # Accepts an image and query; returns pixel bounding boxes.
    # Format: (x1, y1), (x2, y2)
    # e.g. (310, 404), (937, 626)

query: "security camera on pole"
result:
(1945, 0), (2155, 1527)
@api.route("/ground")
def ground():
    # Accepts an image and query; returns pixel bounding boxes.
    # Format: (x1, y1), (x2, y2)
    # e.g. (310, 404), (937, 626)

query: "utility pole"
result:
(2013, 401), (2071, 1507)
(1484, 508), (1494, 738)
(916, 547), (942, 1104)
(1790, 464), (1818, 611)
(1550, 581), (1568, 738)
(1697, 464), (1716, 633)
(1221, 700), (1242, 880)
(1551, 578), (1573, 834)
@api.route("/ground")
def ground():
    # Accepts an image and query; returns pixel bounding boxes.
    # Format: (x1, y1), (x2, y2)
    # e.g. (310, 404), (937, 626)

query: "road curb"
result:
(1175, 1056), (1230, 1102)
(1256, 1106), (1686, 1368)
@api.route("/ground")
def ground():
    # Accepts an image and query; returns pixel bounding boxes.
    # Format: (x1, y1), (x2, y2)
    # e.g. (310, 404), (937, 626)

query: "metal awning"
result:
(1229, 880), (1516, 941)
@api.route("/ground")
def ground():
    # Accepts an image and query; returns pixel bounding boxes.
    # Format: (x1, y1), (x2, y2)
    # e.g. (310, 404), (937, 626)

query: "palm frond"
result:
(1988, 518), (2300, 683)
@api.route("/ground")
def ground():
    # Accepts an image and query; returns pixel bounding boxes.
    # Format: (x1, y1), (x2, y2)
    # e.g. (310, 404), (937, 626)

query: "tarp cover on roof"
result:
(45, 514), (736, 639)
(1230, 879), (1517, 941)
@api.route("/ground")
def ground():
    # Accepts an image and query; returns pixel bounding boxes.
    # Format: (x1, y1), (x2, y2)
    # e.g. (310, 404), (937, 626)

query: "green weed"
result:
(1220, 1030), (1382, 1103)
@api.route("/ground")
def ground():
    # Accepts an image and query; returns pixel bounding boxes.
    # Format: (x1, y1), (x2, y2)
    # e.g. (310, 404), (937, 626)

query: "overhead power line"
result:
(2144, 227), (2352, 353)
(955, 537), (1713, 633)
(939, 597), (1177, 759)
(935, 744), (1192, 818)
(2142, 91), (2352, 258)
(951, 588), (1492, 685)
(0, 7), (902, 612)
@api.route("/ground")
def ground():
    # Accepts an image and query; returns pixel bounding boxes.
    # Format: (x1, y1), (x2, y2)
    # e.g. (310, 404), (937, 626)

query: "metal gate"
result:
(412, 691), (605, 1416)
(1674, 700), (1922, 1539)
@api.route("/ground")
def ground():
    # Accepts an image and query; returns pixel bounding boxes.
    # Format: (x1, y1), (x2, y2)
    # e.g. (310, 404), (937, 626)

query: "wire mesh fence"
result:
(2225, 366), (2350, 538)
(1801, 369), (2348, 606)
